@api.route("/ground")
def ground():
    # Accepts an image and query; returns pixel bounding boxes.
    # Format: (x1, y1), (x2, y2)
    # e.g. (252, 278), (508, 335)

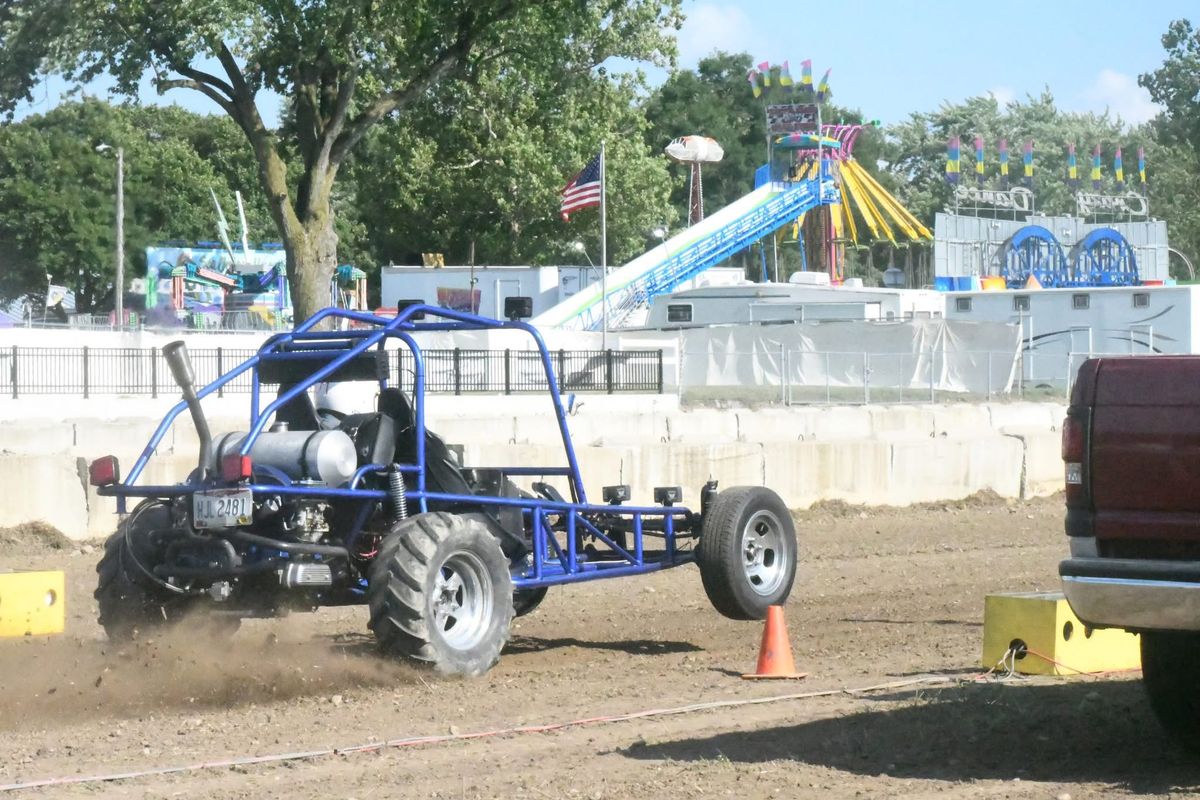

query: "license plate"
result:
(193, 488), (253, 529)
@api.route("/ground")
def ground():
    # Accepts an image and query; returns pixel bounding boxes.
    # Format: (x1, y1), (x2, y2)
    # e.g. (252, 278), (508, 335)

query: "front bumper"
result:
(1060, 556), (1200, 632)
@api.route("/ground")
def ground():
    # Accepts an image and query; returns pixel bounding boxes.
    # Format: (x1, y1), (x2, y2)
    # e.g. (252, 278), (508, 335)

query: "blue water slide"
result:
(532, 173), (837, 331)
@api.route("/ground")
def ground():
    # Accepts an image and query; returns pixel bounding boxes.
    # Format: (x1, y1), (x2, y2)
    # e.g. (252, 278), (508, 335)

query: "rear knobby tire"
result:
(95, 501), (189, 641)
(696, 486), (797, 620)
(367, 512), (514, 676)
(1140, 631), (1200, 753)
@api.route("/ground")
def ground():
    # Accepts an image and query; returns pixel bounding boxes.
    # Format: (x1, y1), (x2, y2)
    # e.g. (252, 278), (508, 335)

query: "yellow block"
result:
(0, 571), (65, 637)
(982, 591), (1140, 675)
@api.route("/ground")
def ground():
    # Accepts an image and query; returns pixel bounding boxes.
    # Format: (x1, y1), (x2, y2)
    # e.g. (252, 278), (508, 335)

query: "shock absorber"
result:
(387, 464), (408, 522)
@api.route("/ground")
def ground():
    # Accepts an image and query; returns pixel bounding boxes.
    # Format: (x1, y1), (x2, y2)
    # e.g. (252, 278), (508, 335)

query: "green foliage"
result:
(0, 100), (272, 308)
(0, 0), (683, 317)
(643, 52), (765, 218)
(349, 64), (673, 273)
(1140, 19), (1200, 153)
(884, 91), (1152, 224)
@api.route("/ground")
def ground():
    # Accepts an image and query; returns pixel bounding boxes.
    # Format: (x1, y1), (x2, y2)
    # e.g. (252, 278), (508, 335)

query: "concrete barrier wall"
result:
(0, 397), (1066, 539)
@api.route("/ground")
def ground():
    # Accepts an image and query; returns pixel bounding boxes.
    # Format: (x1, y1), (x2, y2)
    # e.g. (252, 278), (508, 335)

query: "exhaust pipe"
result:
(163, 340), (212, 478)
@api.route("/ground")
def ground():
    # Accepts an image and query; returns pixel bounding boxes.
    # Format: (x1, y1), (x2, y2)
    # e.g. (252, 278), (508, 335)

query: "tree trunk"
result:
(284, 212), (339, 325)
(259, 154), (339, 326)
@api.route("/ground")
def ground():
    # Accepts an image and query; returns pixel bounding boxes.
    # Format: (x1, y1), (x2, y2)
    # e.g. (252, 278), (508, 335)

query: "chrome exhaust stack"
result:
(163, 340), (212, 479)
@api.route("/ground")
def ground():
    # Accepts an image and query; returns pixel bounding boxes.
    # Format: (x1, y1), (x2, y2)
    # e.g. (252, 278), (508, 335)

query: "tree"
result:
(0, 1), (680, 320)
(643, 52), (766, 219)
(0, 100), (259, 309)
(349, 63), (674, 275)
(885, 91), (1151, 225)
(1141, 19), (1200, 154)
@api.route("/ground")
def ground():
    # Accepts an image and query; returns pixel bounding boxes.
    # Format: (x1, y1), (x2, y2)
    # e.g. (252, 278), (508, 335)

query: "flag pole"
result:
(600, 140), (608, 350)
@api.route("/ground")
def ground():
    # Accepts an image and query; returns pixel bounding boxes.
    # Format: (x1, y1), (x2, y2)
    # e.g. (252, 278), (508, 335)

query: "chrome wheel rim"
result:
(740, 510), (788, 596)
(433, 551), (493, 650)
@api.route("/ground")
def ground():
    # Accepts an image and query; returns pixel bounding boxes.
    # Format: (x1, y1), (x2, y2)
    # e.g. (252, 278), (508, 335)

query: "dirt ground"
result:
(1, 493), (1198, 799)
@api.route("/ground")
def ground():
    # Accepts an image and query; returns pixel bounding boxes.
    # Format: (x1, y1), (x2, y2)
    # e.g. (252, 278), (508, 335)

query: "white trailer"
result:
(944, 284), (1200, 385)
(642, 280), (945, 329)
(380, 265), (594, 319)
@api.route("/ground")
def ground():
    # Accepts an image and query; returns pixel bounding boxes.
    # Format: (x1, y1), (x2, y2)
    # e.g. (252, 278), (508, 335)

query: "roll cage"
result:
(99, 305), (700, 589)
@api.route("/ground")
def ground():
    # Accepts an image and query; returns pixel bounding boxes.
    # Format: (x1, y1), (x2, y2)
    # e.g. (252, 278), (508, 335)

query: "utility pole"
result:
(97, 143), (125, 328)
(115, 146), (124, 328)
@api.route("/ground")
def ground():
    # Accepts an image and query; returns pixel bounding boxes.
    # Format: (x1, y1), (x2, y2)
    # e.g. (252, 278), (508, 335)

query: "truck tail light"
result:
(221, 454), (253, 482)
(1062, 411), (1089, 508)
(88, 455), (120, 487)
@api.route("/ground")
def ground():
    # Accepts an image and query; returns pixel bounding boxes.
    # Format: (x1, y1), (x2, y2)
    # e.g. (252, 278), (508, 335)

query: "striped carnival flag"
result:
(1138, 146), (1146, 185)
(998, 138), (1009, 188)
(946, 137), (961, 185)
(747, 67), (762, 98)
(800, 59), (813, 95)
(1067, 143), (1079, 189)
(1023, 140), (1034, 187)
(816, 68), (832, 101)
(758, 61), (771, 86)
(1114, 147), (1125, 185)
(974, 137), (985, 186)
(561, 152), (603, 221)
(1091, 144), (1102, 189)
(778, 60), (794, 87)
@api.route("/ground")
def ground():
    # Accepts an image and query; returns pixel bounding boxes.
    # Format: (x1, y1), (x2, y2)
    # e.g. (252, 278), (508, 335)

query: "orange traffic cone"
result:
(742, 605), (808, 680)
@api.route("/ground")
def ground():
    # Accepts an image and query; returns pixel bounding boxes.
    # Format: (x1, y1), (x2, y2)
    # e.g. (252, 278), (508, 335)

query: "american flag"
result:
(560, 152), (602, 220)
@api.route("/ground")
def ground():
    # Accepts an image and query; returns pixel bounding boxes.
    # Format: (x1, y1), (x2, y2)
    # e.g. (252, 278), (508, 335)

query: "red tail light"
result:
(1062, 411), (1089, 508)
(88, 455), (120, 487)
(1062, 416), (1084, 462)
(221, 454), (253, 482)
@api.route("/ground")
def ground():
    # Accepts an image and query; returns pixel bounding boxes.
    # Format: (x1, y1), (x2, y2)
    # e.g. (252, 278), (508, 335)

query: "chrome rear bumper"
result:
(1060, 556), (1200, 632)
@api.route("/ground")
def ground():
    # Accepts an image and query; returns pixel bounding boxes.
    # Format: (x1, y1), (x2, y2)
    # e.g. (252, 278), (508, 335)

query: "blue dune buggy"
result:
(90, 306), (797, 675)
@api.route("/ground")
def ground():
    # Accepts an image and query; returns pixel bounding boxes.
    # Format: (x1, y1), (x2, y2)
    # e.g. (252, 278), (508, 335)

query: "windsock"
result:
(1138, 146), (1146, 185)
(998, 138), (1009, 188)
(1114, 147), (1124, 185)
(1091, 144), (1102, 189)
(1023, 140), (1034, 187)
(974, 137), (985, 186)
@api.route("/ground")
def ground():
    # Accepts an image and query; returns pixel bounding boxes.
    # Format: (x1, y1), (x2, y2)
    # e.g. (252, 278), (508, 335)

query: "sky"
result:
(12, 0), (1192, 128)
(670, 0), (1190, 126)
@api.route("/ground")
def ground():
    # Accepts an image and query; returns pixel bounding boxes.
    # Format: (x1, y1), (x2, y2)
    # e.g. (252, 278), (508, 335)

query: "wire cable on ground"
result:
(0, 675), (957, 793)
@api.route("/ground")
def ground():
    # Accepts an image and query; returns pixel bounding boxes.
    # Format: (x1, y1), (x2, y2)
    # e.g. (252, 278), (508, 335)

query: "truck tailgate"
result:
(1091, 357), (1200, 540)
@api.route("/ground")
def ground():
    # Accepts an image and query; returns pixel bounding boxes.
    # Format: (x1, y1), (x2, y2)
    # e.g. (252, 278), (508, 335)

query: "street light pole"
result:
(115, 146), (124, 329)
(97, 144), (125, 328)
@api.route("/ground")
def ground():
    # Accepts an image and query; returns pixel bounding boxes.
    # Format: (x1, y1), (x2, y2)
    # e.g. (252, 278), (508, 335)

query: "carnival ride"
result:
(998, 225), (1141, 289)
(533, 119), (931, 331)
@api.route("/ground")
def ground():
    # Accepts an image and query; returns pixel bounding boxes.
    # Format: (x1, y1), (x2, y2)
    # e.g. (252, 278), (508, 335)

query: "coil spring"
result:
(388, 465), (408, 522)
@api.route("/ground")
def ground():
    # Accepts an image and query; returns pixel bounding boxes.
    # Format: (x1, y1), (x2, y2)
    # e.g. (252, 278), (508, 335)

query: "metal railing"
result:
(0, 346), (664, 398)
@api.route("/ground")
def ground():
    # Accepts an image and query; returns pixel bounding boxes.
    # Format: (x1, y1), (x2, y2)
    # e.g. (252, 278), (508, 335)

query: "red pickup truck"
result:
(1060, 356), (1200, 751)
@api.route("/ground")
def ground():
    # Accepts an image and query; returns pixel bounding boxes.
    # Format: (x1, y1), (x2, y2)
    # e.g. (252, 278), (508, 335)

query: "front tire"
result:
(367, 512), (514, 676)
(696, 487), (797, 620)
(1141, 631), (1200, 752)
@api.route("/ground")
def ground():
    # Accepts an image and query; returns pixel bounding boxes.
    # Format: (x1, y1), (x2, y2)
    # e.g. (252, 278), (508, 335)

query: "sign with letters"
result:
(766, 104), (818, 134)
(953, 185), (1034, 212)
(1074, 191), (1148, 217)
